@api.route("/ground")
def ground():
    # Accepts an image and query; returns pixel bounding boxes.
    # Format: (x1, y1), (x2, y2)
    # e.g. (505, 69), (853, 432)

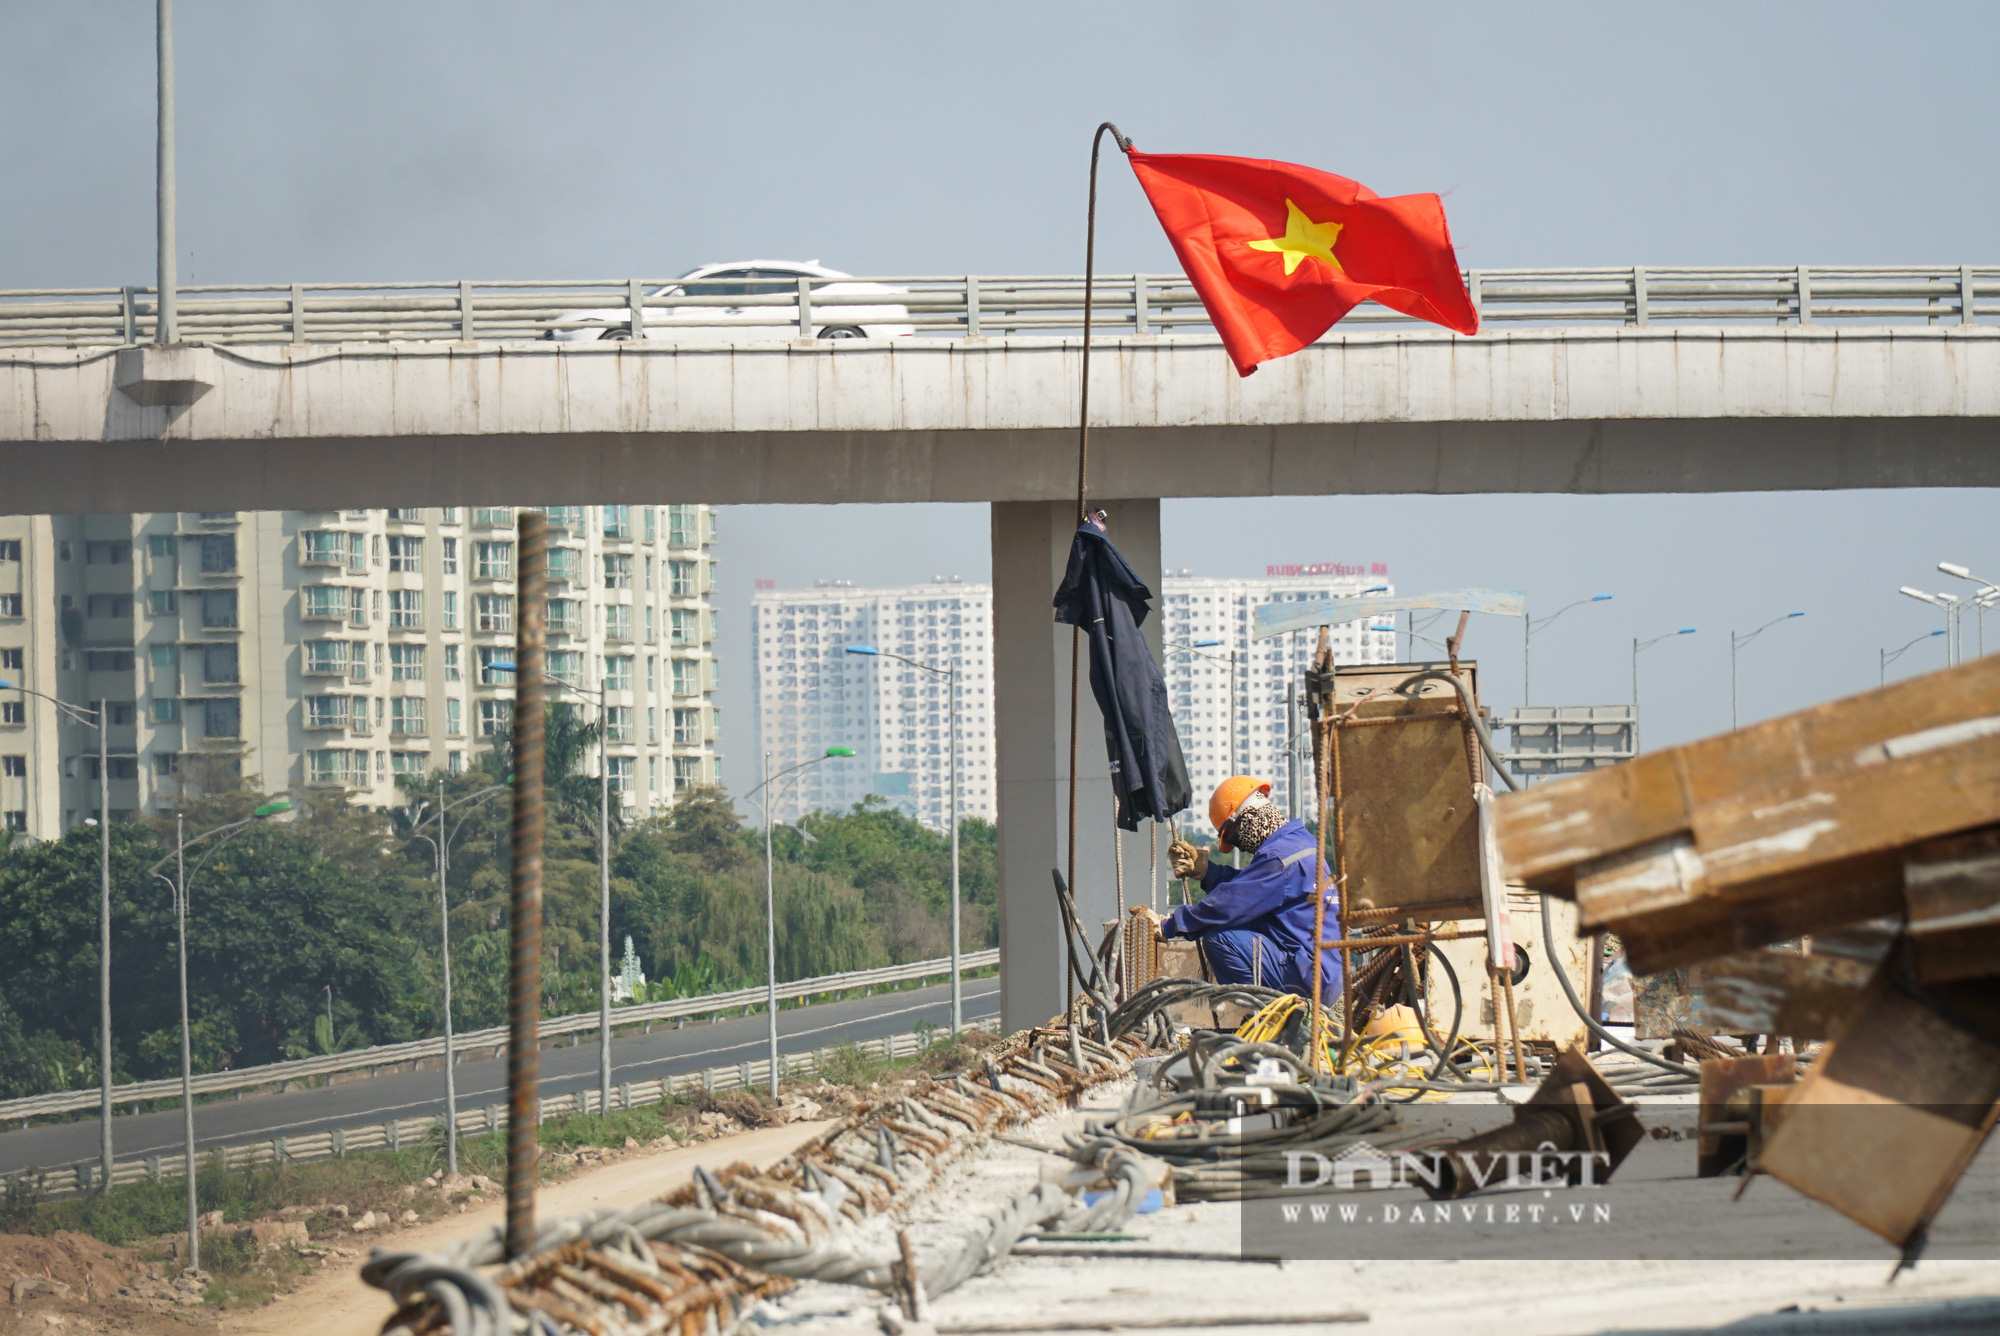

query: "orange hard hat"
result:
(1208, 775), (1272, 852)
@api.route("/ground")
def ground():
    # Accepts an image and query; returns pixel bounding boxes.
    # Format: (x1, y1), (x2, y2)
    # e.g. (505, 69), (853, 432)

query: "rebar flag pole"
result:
(1065, 120), (1131, 1015)
(1306, 627), (1333, 1075)
(505, 510), (548, 1259)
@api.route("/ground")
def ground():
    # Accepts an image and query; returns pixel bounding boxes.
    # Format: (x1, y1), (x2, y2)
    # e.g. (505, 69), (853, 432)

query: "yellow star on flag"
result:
(1246, 199), (1344, 276)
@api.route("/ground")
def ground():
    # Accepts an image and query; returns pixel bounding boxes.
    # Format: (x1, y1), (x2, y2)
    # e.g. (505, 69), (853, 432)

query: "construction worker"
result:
(1159, 776), (1339, 999)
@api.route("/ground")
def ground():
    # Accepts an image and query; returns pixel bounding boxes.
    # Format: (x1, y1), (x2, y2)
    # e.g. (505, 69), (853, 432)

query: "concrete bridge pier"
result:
(992, 498), (1164, 1033)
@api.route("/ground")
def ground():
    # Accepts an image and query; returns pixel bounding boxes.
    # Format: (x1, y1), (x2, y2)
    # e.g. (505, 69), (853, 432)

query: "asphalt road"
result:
(0, 976), (1000, 1176)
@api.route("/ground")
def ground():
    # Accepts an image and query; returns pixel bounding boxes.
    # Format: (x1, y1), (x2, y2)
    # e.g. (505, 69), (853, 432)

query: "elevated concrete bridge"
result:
(4, 326), (1997, 510)
(4, 300), (1997, 1030)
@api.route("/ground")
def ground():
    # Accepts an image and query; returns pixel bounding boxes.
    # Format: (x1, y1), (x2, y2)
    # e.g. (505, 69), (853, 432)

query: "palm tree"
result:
(489, 702), (619, 845)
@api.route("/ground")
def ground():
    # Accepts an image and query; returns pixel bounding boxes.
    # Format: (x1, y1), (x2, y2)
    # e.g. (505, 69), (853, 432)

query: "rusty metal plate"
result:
(1905, 824), (2000, 985)
(1697, 1054), (1799, 1177)
(1684, 930), (1890, 1040)
(1637, 925), (1891, 1041)
(1757, 976), (2000, 1249)
(1332, 661), (1482, 917)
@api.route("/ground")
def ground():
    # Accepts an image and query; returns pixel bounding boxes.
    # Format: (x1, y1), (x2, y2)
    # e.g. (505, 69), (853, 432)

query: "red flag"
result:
(1125, 150), (1477, 376)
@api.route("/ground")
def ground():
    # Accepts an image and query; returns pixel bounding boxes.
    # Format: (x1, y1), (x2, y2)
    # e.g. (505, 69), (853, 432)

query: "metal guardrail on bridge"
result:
(2, 1016), (999, 1199)
(0, 949), (998, 1124)
(0, 267), (1992, 349)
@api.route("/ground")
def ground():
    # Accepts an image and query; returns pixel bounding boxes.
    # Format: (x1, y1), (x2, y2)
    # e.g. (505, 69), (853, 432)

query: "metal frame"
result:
(1497, 705), (1638, 779)
(3, 266), (1991, 349)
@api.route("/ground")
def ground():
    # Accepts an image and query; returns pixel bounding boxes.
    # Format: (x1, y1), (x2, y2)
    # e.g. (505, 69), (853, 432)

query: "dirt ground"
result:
(1, 1119), (834, 1336)
(0, 1041), (993, 1336)
(0, 1229), (209, 1336)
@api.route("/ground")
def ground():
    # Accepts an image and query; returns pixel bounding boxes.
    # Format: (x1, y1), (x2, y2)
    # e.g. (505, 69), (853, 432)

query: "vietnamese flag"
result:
(1126, 150), (1478, 376)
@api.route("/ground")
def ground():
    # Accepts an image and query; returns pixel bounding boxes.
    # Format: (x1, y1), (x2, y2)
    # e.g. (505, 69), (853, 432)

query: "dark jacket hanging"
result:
(1052, 517), (1193, 830)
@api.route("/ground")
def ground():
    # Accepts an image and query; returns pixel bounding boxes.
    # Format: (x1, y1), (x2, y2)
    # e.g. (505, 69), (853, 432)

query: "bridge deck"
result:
(3, 326), (1996, 516)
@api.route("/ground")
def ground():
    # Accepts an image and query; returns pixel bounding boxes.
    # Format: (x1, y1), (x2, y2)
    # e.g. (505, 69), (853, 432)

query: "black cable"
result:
(1402, 942), (1467, 1085)
(1539, 890), (1699, 1078)
(1407, 672), (1699, 1083)
(1050, 869), (1112, 1016)
(1428, 943), (1465, 1076)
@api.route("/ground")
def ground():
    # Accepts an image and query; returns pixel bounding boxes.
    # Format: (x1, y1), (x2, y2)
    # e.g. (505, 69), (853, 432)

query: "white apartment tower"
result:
(1161, 569), (1398, 820)
(0, 505), (721, 837)
(751, 580), (993, 830)
(746, 570), (1395, 833)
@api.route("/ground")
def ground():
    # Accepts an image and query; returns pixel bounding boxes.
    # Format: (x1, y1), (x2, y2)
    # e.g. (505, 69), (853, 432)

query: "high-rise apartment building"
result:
(751, 579), (993, 830)
(0, 505), (721, 838)
(1160, 570), (1397, 820)
(747, 570), (1395, 832)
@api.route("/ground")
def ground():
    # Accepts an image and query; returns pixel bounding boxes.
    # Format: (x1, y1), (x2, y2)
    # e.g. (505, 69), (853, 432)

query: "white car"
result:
(544, 260), (914, 342)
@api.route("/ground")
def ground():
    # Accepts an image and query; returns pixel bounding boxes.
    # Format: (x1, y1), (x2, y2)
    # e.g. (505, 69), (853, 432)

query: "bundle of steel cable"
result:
(1069, 1035), (1425, 1202)
(365, 1025), (1157, 1336)
(1103, 975), (1288, 1047)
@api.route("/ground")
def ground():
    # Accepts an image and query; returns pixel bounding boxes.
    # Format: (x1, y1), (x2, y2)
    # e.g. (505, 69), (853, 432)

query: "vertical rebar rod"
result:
(948, 656), (961, 1035)
(438, 777), (458, 1175)
(155, 0), (176, 344)
(1306, 628), (1333, 1076)
(98, 702), (112, 1188)
(1065, 121), (1128, 1015)
(1148, 819), (1159, 913)
(505, 510), (548, 1260)
(1112, 801), (1125, 1005)
(598, 678), (611, 1116)
(763, 750), (780, 1096)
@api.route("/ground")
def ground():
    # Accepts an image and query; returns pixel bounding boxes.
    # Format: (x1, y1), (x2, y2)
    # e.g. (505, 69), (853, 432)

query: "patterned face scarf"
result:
(1230, 796), (1286, 853)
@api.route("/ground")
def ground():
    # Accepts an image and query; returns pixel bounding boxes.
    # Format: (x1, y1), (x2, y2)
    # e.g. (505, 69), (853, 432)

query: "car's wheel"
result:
(599, 325), (634, 341)
(816, 325), (866, 340)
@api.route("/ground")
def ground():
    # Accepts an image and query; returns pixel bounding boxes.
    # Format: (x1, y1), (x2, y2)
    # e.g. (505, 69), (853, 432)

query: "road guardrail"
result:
(0, 949), (998, 1124)
(0, 1016), (999, 1199)
(0, 267), (1989, 349)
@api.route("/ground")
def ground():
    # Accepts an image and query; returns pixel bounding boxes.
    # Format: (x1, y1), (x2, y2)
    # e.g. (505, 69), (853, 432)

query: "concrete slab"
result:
(751, 1084), (2000, 1336)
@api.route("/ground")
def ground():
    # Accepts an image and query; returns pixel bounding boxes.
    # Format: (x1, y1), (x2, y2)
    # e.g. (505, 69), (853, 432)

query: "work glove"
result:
(1168, 839), (1208, 882)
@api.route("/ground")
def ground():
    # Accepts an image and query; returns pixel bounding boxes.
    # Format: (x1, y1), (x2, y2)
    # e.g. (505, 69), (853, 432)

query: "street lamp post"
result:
(155, 0), (177, 344)
(1900, 589), (1961, 665)
(1881, 629), (1949, 685)
(406, 781), (509, 1173)
(845, 644), (963, 1033)
(1631, 628), (1697, 754)
(1523, 594), (1613, 708)
(744, 746), (855, 1095)
(1730, 612), (1805, 730)
(146, 799), (292, 1272)
(1938, 563), (2000, 660)
(0, 678), (118, 1187)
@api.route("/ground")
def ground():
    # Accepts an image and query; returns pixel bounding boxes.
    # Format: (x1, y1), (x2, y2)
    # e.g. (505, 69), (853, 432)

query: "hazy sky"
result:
(4, 2), (1994, 800)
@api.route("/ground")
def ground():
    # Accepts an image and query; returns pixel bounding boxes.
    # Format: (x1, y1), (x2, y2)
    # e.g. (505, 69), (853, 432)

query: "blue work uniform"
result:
(1160, 819), (1341, 999)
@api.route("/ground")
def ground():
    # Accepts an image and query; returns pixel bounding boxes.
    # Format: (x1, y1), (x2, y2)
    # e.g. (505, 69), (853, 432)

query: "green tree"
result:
(0, 819), (433, 1088)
